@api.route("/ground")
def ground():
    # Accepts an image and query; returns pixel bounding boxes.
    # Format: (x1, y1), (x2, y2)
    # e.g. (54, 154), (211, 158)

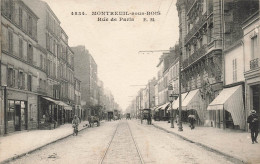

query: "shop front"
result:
(207, 85), (246, 130)
(39, 97), (60, 129)
(7, 100), (28, 133)
(172, 92), (189, 122)
(4, 89), (38, 134)
(182, 89), (204, 125)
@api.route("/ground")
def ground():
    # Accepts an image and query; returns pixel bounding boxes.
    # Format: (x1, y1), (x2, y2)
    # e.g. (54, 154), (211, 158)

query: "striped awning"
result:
(42, 97), (60, 104)
(172, 92), (188, 109)
(207, 85), (245, 129)
(182, 89), (201, 110)
(155, 102), (170, 111)
(64, 105), (73, 110)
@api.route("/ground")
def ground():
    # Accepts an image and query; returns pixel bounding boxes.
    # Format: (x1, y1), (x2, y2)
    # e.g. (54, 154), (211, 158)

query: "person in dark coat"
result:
(247, 110), (259, 144)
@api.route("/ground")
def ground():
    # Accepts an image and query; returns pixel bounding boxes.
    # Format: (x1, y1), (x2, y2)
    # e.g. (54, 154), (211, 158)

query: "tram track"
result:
(100, 120), (144, 164)
(99, 121), (120, 164)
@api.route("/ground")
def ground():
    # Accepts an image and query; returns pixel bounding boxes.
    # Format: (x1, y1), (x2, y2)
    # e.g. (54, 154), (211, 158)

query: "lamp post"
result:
(169, 94), (174, 128)
(2, 85), (7, 134)
(168, 84), (178, 128)
(178, 48), (183, 131)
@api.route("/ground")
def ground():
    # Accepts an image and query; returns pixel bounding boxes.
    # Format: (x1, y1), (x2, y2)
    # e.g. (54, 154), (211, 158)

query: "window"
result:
(2, 0), (13, 20)
(28, 15), (32, 36)
(27, 43), (33, 63)
(251, 36), (258, 59)
(19, 7), (23, 27)
(8, 31), (13, 54)
(27, 74), (32, 91)
(7, 68), (15, 87)
(19, 38), (23, 58)
(208, 26), (213, 43)
(8, 100), (15, 122)
(232, 58), (237, 82)
(40, 55), (43, 69)
(18, 71), (25, 89)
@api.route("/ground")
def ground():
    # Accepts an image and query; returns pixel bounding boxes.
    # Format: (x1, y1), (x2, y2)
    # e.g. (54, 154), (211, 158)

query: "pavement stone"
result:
(151, 120), (260, 164)
(0, 121), (92, 164)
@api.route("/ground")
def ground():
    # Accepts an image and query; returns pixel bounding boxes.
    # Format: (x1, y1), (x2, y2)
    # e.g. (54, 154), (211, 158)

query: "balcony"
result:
(182, 44), (207, 69)
(250, 58), (259, 70)
(184, 13), (207, 44)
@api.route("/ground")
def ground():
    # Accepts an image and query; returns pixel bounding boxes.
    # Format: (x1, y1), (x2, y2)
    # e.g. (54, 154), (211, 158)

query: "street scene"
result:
(0, 0), (260, 163)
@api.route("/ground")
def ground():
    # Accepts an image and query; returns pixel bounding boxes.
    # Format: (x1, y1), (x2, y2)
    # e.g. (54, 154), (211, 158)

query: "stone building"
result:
(74, 77), (82, 119)
(243, 11), (260, 130)
(176, 0), (259, 129)
(154, 48), (178, 120)
(23, 0), (75, 127)
(0, 0), (46, 134)
(71, 46), (98, 118)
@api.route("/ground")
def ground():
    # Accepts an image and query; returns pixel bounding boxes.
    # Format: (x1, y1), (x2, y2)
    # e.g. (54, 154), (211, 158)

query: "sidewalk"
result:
(152, 121), (260, 164)
(0, 121), (89, 163)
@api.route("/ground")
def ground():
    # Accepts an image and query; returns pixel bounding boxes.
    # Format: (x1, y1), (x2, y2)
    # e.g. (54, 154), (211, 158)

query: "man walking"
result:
(247, 110), (259, 144)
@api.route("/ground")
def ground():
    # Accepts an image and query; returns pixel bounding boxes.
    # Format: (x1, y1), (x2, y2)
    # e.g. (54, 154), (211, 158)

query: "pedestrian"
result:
(72, 115), (80, 136)
(188, 114), (196, 130)
(247, 110), (259, 144)
(176, 115), (180, 126)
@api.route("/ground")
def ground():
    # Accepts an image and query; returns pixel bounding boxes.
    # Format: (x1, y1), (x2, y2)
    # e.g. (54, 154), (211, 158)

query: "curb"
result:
(152, 124), (246, 164)
(0, 126), (88, 164)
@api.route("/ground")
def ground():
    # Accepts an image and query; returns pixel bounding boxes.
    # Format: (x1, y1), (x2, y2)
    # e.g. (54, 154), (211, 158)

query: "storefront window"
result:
(8, 100), (15, 122)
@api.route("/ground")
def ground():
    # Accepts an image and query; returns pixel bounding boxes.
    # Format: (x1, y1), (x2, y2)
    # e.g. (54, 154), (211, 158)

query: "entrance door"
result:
(21, 101), (28, 130)
(15, 104), (21, 131)
(252, 85), (260, 130)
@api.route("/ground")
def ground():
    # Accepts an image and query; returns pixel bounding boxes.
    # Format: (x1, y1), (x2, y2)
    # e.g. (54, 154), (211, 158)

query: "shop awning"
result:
(207, 85), (245, 129)
(42, 97), (60, 104)
(172, 92), (188, 109)
(158, 102), (170, 111)
(154, 106), (161, 112)
(182, 89), (201, 110)
(64, 105), (73, 110)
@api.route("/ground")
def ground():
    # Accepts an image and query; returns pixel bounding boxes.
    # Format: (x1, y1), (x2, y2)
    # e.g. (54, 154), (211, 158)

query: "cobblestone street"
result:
(7, 120), (237, 164)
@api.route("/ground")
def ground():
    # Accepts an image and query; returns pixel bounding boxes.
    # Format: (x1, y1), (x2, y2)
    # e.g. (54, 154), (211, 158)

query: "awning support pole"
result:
(223, 107), (226, 130)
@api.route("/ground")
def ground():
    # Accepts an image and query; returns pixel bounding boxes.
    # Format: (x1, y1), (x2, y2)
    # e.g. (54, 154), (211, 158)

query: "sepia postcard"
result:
(0, 0), (259, 163)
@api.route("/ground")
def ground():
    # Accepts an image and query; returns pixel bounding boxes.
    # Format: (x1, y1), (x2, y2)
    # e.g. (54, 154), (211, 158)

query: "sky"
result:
(42, 0), (179, 110)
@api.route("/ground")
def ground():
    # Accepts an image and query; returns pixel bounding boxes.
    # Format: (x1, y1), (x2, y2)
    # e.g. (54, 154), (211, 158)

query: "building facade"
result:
(72, 46), (99, 118)
(243, 11), (260, 130)
(0, 0), (46, 134)
(176, 0), (259, 129)
(22, 0), (75, 128)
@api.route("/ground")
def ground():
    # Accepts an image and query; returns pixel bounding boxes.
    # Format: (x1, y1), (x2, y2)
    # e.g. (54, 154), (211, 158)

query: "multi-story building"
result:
(23, 0), (75, 127)
(0, 0), (47, 134)
(243, 11), (260, 130)
(176, 0), (258, 129)
(154, 48), (178, 119)
(74, 77), (81, 119)
(71, 45), (98, 118)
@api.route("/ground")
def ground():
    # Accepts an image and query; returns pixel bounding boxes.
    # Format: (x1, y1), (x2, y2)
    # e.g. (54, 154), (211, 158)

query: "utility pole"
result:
(178, 50), (183, 131)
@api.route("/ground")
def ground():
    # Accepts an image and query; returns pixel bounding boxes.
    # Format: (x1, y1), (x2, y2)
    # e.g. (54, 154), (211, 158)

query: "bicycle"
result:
(72, 124), (78, 136)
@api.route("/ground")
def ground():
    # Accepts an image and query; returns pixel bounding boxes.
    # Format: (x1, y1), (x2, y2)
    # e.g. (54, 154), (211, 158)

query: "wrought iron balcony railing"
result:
(182, 44), (207, 69)
(250, 58), (259, 70)
(184, 13), (207, 44)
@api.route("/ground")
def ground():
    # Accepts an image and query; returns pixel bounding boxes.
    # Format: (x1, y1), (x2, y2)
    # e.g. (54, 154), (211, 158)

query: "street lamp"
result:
(168, 84), (178, 128)
(1, 85), (7, 134)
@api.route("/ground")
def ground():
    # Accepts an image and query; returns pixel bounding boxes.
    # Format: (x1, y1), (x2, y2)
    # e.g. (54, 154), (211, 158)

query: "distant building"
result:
(71, 46), (98, 117)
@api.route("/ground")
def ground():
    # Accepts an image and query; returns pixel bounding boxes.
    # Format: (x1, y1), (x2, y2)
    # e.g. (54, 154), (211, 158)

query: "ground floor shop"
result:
(245, 72), (260, 131)
(38, 97), (73, 130)
(169, 83), (246, 130)
(2, 89), (38, 134)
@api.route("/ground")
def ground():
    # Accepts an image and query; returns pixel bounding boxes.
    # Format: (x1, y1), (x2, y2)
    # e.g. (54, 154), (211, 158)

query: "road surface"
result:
(9, 120), (234, 164)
